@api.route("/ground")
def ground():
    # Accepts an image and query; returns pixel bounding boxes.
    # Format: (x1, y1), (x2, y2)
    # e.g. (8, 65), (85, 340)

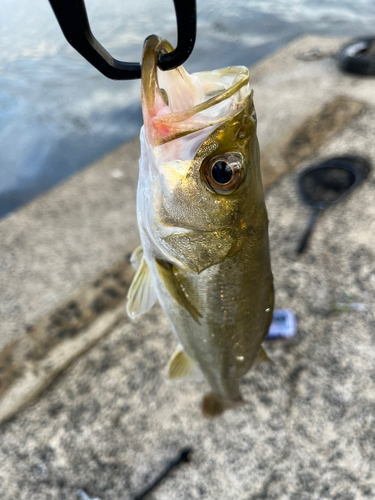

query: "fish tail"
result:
(201, 393), (244, 418)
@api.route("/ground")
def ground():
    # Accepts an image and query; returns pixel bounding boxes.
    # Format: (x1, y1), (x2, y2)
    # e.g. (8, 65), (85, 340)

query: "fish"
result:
(127, 35), (274, 417)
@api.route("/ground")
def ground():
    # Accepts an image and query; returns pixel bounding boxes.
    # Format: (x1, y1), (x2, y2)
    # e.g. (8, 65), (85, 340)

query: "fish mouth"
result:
(160, 225), (230, 237)
(141, 35), (250, 147)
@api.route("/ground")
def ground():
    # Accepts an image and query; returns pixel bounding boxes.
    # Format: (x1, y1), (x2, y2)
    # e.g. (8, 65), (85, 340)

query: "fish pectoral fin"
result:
(129, 245), (143, 270)
(168, 349), (195, 379)
(126, 258), (157, 318)
(155, 258), (202, 324)
(255, 345), (274, 365)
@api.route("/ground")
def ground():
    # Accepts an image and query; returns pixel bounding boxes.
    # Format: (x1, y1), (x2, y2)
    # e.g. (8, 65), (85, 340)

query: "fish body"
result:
(127, 36), (274, 416)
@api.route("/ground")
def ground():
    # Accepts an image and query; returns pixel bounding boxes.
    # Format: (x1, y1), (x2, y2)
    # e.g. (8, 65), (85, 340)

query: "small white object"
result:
(38, 464), (48, 476)
(267, 309), (297, 339)
(333, 302), (369, 312)
(111, 168), (124, 178)
(77, 489), (101, 500)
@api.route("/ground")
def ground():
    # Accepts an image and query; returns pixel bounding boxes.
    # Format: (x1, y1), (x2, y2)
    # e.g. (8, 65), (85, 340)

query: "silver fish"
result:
(127, 35), (274, 417)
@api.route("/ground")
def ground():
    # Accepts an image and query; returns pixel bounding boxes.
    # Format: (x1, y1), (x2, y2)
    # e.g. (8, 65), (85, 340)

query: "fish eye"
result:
(212, 161), (233, 184)
(203, 153), (245, 195)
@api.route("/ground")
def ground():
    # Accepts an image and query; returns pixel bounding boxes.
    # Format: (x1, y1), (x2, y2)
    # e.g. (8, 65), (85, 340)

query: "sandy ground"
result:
(0, 36), (374, 499)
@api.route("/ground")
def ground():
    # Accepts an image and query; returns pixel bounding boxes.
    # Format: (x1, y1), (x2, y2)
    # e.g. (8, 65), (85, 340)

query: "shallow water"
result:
(1, 0), (374, 217)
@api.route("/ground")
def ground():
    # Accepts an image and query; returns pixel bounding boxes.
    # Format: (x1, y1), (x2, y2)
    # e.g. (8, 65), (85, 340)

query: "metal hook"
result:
(48, 0), (197, 80)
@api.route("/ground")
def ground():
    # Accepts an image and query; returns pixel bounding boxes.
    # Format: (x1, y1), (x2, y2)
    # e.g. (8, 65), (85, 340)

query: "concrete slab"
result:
(1, 35), (375, 499)
(1, 103), (374, 500)
(1, 35), (374, 353)
(252, 36), (375, 150)
(0, 139), (140, 351)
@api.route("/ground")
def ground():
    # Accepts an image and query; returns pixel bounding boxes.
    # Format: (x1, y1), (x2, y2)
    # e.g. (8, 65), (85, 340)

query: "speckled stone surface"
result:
(2, 35), (375, 354)
(0, 139), (140, 352)
(1, 102), (374, 499)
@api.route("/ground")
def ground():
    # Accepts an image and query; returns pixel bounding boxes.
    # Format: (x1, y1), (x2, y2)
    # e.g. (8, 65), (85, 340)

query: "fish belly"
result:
(144, 230), (273, 402)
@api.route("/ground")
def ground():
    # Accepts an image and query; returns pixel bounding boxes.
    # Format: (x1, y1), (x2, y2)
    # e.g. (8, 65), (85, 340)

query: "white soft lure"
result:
(127, 35), (274, 417)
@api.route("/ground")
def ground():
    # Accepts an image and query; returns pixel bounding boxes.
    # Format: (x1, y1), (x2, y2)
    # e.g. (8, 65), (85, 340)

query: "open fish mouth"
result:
(141, 35), (251, 149)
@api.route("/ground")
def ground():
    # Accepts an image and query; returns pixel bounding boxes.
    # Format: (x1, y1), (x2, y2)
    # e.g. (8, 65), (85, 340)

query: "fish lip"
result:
(162, 226), (230, 237)
(141, 37), (250, 146)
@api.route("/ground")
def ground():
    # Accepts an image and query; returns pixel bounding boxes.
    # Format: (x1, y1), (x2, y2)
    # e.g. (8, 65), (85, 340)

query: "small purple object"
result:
(267, 309), (297, 339)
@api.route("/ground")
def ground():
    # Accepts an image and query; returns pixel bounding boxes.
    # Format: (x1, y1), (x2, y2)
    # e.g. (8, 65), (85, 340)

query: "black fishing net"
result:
(299, 156), (371, 206)
(300, 167), (356, 204)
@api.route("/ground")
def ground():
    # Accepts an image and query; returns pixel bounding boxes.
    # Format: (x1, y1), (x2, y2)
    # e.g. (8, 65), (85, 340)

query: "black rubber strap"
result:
(48, 0), (196, 80)
(338, 38), (375, 76)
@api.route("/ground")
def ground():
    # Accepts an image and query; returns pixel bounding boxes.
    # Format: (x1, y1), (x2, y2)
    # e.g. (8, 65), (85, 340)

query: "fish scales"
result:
(127, 35), (274, 417)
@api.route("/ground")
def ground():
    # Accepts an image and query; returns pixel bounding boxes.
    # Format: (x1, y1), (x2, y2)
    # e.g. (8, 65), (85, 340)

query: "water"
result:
(1, 0), (374, 218)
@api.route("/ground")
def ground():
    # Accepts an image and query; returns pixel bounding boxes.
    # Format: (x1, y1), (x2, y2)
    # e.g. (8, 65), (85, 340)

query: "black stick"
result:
(296, 208), (321, 254)
(133, 447), (192, 500)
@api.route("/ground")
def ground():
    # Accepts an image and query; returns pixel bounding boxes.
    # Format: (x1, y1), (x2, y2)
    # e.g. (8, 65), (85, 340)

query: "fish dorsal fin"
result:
(126, 258), (157, 318)
(168, 349), (195, 379)
(130, 245), (143, 270)
(155, 258), (202, 323)
(255, 346), (274, 365)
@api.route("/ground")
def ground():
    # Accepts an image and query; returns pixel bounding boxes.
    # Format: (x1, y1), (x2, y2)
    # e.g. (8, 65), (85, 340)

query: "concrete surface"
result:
(1, 107), (374, 500)
(252, 36), (375, 152)
(0, 256), (135, 419)
(0, 35), (375, 499)
(1, 35), (374, 351)
(0, 139), (140, 351)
